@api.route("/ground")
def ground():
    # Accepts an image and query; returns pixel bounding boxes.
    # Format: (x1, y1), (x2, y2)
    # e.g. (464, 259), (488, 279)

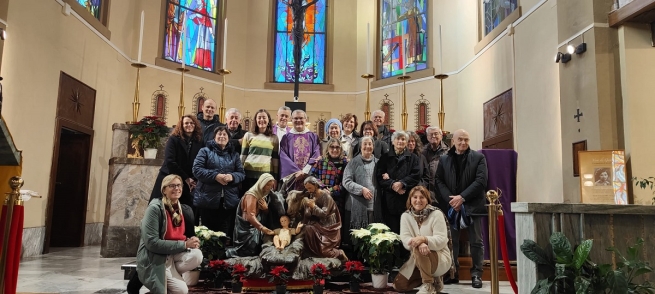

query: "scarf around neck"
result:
(409, 204), (437, 226)
(162, 196), (182, 227)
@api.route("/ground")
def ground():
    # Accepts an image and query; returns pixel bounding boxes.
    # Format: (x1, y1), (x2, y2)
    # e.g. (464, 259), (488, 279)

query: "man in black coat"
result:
(197, 99), (224, 146)
(435, 129), (488, 289)
(225, 107), (247, 154)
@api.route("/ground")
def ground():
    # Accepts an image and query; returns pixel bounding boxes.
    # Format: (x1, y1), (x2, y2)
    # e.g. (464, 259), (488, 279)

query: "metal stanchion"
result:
(486, 189), (501, 294)
(0, 176), (24, 294)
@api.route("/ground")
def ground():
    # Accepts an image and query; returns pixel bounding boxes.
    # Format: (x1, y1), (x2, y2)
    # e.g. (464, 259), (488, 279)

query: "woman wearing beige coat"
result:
(393, 186), (452, 294)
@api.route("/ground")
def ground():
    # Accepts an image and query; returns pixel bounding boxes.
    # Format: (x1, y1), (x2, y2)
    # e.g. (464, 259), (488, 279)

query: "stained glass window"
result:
(273, 0), (327, 84)
(483, 0), (518, 36)
(380, 0), (428, 79)
(76, 0), (102, 20)
(163, 0), (219, 71)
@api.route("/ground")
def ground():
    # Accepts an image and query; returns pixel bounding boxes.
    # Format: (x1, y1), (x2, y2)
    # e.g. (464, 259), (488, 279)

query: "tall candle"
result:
(403, 66), (406, 76)
(222, 19), (228, 69)
(181, 30), (185, 69)
(366, 23), (371, 74)
(439, 25), (443, 73)
(138, 11), (144, 62)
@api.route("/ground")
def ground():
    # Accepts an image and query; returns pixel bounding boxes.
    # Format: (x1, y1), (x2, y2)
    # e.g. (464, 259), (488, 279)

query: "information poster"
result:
(578, 150), (628, 204)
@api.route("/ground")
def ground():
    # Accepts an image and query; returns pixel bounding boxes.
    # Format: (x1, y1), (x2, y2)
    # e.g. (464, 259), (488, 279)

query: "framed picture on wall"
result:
(578, 150), (628, 205)
(572, 140), (587, 177)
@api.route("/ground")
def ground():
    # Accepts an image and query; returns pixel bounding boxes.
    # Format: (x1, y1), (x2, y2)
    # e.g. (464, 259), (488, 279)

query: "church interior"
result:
(0, 0), (654, 293)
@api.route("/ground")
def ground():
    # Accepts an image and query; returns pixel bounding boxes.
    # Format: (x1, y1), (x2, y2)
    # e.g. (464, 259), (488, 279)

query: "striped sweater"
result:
(240, 132), (279, 180)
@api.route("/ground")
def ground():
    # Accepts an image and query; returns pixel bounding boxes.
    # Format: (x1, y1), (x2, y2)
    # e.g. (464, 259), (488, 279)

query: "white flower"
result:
(196, 225), (208, 230)
(201, 231), (212, 240)
(350, 228), (371, 239)
(213, 231), (226, 237)
(368, 223), (391, 232)
(370, 232), (400, 245)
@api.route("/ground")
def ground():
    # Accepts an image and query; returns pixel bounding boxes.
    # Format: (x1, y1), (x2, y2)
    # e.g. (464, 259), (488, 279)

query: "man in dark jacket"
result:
(372, 110), (392, 147)
(225, 107), (247, 153)
(423, 126), (449, 202)
(197, 99), (224, 146)
(435, 129), (487, 289)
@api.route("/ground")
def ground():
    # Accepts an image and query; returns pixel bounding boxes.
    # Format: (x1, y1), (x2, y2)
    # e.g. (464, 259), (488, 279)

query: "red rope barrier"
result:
(498, 214), (518, 294)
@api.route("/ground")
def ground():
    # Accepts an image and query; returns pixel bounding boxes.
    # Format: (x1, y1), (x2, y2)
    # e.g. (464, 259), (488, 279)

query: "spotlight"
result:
(561, 53), (572, 63)
(567, 44), (575, 54)
(0, 28), (5, 41)
(575, 43), (587, 54)
(555, 52), (562, 63)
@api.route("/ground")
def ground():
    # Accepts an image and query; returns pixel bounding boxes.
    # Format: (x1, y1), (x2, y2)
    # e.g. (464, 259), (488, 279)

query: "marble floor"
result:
(16, 246), (514, 294)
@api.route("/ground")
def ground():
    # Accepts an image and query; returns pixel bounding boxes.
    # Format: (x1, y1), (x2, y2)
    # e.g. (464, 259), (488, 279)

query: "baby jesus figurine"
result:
(273, 215), (303, 251)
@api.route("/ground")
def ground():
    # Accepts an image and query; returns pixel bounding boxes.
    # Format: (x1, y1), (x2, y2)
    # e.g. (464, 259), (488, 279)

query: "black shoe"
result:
(443, 277), (459, 284)
(472, 276), (483, 288)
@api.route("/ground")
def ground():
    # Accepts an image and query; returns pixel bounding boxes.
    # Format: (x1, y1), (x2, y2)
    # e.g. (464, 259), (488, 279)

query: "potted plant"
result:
(195, 226), (228, 261)
(208, 259), (229, 289)
(268, 265), (290, 294)
(129, 115), (169, 158)
(350, 223), (401, 288)
(309, 263), (331, 294)
(344, 260), (365, 292)
(229, 263), (247, 293)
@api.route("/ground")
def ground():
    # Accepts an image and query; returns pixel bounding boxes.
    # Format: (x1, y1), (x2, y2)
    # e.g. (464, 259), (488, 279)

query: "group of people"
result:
(130, 98), (489, 294)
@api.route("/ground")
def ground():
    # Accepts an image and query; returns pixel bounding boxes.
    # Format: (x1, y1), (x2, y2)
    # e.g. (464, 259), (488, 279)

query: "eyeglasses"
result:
(329, 146), (341, 149)
(167, 184), (182, 189)
(428, 133), (442, 137)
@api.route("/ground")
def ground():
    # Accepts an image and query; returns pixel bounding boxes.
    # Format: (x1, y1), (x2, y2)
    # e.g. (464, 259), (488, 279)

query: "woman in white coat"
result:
(393, 186), (453, 294)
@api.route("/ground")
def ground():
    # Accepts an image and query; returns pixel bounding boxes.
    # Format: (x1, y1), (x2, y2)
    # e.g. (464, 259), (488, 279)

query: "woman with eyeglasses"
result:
(149, 114), (203, 219)
(134, 174), (202, 294)
(350, 120), (390, 159)
(192, 125), (245, 238)
(320, 118), (348, 156)
(310, 137), (349, 217)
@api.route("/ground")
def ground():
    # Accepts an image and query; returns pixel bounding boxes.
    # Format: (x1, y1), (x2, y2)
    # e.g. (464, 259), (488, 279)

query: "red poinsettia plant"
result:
(344, 260), (365, 282)
(230, 263), (247, 284)
(267, 265), (290, 285)
(416, 124), (430, 136)
(208, 259), (230, 282)
(129, 116), (169, 149)
(309, 263), (331, 285)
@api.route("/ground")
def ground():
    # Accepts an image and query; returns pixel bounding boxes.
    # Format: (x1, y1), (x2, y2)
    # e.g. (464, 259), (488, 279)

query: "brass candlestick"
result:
(129, 63), (147, 123)
(486, 189), (502, 294)
(218, 68), (231, 124)
(177, 67), (190, 119)
(361, 74), (375, 121)
(398, 75), (411, 130)
(435, 74), (448, 131)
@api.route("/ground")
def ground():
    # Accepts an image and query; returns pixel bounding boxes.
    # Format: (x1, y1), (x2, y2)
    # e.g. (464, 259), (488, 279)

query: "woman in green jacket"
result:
(136, 174), (202, 294)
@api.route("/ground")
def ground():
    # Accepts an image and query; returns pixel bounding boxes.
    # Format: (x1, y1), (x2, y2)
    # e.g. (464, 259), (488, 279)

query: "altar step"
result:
(457, 257), (517, 282)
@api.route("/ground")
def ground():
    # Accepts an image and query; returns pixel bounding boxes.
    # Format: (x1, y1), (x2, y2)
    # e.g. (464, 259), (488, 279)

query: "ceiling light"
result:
(0, 28), (5, 41)
(555, 52), (562, 63)
(567, 44), (575, 54)
(561, 53), (572, 63)
(575, 43), (587, 54)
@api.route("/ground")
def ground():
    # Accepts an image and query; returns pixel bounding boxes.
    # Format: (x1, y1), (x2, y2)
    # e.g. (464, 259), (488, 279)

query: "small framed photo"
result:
(572, 140), (587, 177)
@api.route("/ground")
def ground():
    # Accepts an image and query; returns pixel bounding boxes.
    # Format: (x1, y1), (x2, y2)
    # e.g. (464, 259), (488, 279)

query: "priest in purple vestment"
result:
(279, 110), (321, 184)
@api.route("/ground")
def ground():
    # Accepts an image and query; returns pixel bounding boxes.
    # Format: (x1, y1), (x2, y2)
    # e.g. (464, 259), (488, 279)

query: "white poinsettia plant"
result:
(350, 223), (402, 274)
(194, 226), (228, 261)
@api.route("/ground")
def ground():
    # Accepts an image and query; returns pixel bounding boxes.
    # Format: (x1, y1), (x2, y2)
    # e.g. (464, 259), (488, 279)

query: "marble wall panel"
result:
(22, 226), (45, 258)
(84, 222), (103, 246)
(111, 123), (129, 158)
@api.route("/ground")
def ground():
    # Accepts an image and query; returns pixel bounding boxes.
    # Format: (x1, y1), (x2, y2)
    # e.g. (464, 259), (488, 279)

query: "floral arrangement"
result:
(350, 223), (402, 274)
(267, 265), (290, 285)
(416, 124), (430, 145)
(230, 263), (247, 284)
(194, 226), (228, 261)
(343, 260), (365, 282)
(309, 263), (331, 285)
(208, 259), (230, 283)
(129, 116), (170, 149)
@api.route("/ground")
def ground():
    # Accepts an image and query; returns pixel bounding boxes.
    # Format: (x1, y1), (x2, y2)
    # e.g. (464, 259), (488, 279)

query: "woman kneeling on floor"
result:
(393, 186), (452, 294)
(137, 174), (202, 294)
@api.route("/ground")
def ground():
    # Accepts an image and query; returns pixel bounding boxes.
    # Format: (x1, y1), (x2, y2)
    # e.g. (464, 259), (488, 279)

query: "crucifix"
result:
(574, 108), (583, 122)
(283, 0), (318, 102)
(245, 110), (250, 118)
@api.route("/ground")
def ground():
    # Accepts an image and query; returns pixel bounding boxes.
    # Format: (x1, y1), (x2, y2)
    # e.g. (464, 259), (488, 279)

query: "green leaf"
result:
(574, 276), (591, 294)
(607, 270), (628, 293)
(633, 266), (654, 278)
(551, 232), (574, 264)
(521, 239), (554, 266)
(573, 240), (593, 270)
(531, 279), (553, 294)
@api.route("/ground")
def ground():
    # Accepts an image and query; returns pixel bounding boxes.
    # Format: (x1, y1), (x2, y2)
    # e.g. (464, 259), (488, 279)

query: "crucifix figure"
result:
(574, 108), (583, 122)
(282, 0), (318, 101)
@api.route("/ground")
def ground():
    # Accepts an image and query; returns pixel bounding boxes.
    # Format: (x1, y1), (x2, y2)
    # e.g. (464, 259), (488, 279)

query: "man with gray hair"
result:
(372, 110), (392, 147)
(423, 126), (449, 199)
(279, 109), (320, 188)
(273, 106), (292, 142)
(225, 108), (247, 153)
